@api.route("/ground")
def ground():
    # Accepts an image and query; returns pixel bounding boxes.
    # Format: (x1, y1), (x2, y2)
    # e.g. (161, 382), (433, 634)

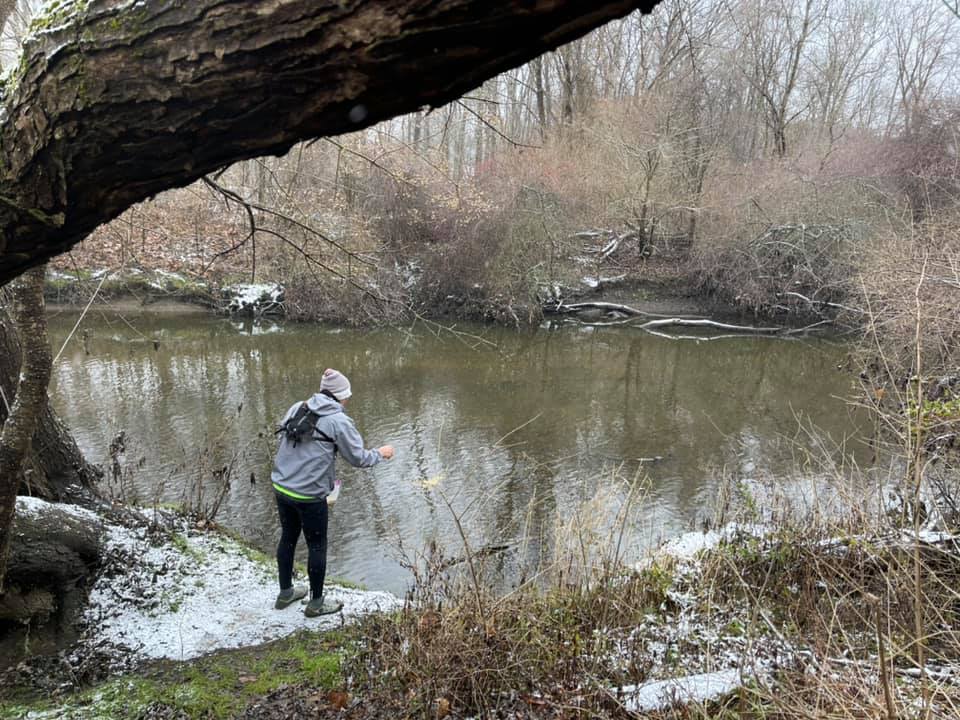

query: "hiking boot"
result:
(274, 585), (307, 609)
(304, 596), (343, 617)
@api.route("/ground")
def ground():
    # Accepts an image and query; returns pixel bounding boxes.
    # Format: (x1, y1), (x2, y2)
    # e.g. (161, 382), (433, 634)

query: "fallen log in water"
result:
(544, 300), (831, 336)
(545, 300), (697, 318)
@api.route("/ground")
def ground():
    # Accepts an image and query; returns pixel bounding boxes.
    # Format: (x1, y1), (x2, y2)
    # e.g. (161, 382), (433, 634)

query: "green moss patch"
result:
(0, 631), (345, 720)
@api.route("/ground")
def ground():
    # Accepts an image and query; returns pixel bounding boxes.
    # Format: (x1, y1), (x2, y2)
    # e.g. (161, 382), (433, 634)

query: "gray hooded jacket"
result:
(271, 393), (381, 501)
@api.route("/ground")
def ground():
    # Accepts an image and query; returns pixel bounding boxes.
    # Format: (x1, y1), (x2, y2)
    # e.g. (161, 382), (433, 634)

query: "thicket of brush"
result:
(338, 462), (960, 718)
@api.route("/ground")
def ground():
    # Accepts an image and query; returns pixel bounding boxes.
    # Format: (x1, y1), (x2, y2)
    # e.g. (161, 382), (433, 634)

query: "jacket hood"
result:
(305, 393), (343, 417)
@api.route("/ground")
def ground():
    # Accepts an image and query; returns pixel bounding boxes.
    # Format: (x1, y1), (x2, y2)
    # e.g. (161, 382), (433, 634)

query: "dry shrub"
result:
(894, 102), (960, 220)
(344, 438), (960, 719)
(700, 521), (960, 719)
(691, 155), (898, 318)
(352, 576), (668, 717)
(345, 480), (674, 718)
(693, 461), (960, 720)
(858, 215), (960, 381)
(281, 268), (408, 326)
(354, 147), (593, 322)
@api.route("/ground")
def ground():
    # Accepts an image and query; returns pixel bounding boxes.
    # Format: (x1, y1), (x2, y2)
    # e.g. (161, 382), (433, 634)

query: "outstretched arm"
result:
(337, 419), (392, 468)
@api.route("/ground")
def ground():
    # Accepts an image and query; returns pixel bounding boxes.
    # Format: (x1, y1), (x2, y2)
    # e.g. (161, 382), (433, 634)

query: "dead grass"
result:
(337, 451), (960, 719)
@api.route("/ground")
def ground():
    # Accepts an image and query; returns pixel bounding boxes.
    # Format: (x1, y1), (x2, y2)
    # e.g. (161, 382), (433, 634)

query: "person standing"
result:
(271, 368), (394, 616)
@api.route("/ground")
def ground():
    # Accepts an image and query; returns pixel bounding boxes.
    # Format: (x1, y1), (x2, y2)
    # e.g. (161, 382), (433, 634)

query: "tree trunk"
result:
(0, 498), (102, 627)
(0, 0), (656, 286)
(0, 265), (53, 592)
(533, 55), (548, 141)
(0, 304), (101, 502)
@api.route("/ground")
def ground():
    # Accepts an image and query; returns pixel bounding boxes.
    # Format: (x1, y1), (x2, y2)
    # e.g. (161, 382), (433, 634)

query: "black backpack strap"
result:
(314, 427), (338, 453)
(302, 404), (338, 453)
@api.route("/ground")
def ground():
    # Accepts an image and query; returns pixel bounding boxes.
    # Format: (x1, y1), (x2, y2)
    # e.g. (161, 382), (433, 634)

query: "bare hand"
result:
(378, 445), (395, 460)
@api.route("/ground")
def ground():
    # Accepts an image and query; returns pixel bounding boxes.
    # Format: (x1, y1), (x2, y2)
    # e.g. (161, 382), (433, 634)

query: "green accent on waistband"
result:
(272, 483), (317, 501)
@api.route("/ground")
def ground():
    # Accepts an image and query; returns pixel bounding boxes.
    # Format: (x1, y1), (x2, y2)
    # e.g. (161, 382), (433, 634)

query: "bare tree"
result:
(729, 0), (824, 158)
(888, 0), (957, 138)
(806, 0), (884, 147)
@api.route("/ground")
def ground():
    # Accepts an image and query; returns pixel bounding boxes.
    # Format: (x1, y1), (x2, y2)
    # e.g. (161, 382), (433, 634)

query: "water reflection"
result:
(48, 312), (866, 594)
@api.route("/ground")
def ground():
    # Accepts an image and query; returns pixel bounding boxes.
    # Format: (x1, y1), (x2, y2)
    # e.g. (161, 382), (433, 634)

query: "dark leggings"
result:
(275, 493), (329, 599)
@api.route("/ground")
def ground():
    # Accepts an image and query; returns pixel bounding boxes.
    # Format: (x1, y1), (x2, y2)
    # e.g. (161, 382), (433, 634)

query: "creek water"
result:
(48, 310), (867, 595)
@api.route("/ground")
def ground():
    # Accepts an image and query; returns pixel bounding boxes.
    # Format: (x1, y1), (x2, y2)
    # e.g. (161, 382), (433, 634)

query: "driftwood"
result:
(637, 318), (782, 333)
(547, 300), (681, 318)
(544, 300), (832, 337)
(783, 291), (864, 316)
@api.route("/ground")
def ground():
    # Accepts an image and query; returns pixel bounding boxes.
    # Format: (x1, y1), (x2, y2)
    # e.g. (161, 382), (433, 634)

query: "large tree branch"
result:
(0, 0), (656, 285)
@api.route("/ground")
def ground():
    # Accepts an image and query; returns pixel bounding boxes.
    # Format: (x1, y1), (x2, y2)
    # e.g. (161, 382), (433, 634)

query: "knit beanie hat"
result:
(321, 368), (352, 401)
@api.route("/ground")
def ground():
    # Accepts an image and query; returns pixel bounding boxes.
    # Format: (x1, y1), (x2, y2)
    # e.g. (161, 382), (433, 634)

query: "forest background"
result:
(3, 0), (958, 366)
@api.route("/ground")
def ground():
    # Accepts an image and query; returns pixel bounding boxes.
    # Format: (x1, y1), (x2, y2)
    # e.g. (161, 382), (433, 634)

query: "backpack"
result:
(276, 402), (337, 451)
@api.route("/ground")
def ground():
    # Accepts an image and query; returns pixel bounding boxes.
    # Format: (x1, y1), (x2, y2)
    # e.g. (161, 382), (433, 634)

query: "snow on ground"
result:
(638, 522), (769, 564)
(600, 522), (791, 712)
(619, 669), (745, 713)
(78, 506), (400, 663)
(15, 495), (100, 523)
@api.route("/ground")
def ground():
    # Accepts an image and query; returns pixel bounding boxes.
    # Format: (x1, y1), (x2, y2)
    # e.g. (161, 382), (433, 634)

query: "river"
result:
(48, 310), (867, 595)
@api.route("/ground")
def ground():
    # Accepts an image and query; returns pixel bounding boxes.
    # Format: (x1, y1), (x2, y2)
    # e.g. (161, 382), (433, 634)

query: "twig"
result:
(438, 490), (485, 622)
(875, 598), (897, 720)
(202, 178), (385, 304)
(493, 413), (542, 447)
(455, 100), (541, 149)
(53, 270), (110, 363)
(783, 291), (864, 315)
(203, 176), (374, 269)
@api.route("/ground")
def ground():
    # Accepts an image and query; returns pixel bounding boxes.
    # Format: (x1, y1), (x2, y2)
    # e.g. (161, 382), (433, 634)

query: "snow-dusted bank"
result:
(16, 497), (400, 664)
(11, 499), (959, 717)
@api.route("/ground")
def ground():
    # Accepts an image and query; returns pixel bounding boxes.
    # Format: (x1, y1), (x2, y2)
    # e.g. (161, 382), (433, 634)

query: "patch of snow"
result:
(902, 529), (958, 544)
(15, 495), (99, 524)
(637, 523), (770, 567)
(581, 274), (626, 289)
(224, 283), (284, 314)
(619, 669), (744, 712)
(84, 516), (400, 663)
(657, 529), (724, 559)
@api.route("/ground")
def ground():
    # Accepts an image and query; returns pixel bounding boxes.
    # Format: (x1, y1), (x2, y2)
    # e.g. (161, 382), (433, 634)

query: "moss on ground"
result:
(0, 631), (345, 720)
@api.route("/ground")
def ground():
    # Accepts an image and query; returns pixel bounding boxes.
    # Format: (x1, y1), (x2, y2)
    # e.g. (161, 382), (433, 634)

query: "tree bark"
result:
(0, 265), (53, 592)
(0, 303), (101, 502)
(0, 498), (102, 624)
(0, 0), (657, 285)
